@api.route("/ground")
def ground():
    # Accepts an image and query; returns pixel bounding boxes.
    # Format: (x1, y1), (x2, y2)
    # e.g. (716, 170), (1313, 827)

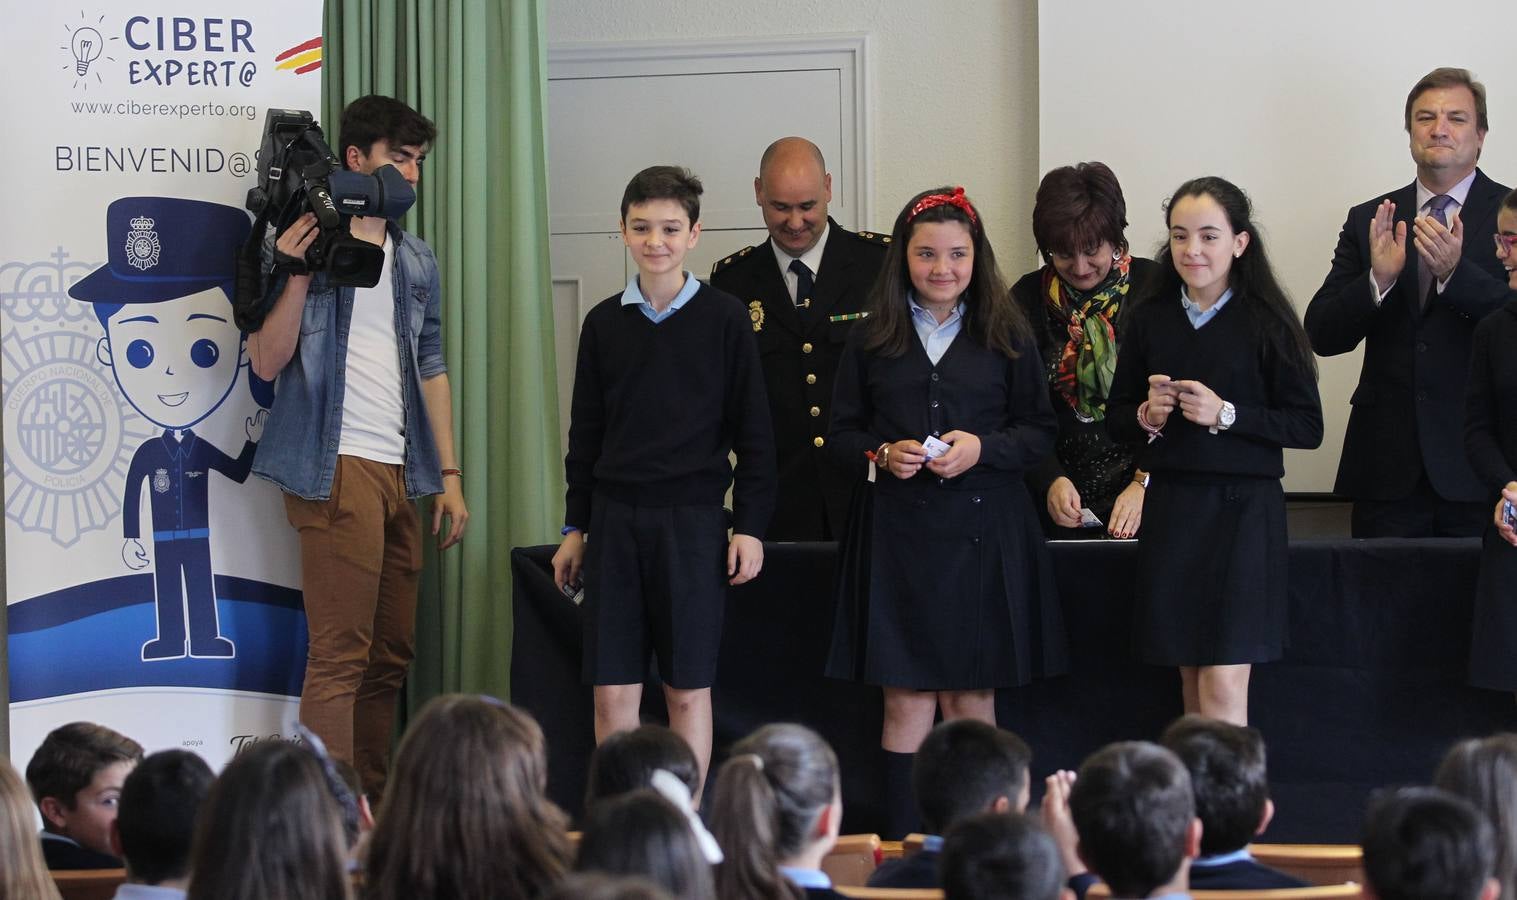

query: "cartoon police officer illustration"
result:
(69, 197), (266, 661)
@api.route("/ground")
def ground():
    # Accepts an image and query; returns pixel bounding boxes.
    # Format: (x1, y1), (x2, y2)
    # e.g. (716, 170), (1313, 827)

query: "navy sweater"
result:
(564, 283), (776, 537)
(1107, 294), (1323, 478)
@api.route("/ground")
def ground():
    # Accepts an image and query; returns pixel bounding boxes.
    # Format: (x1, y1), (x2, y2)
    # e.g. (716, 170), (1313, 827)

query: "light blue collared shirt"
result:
(112, 885), (187, 900)
(1180, 286), (1233, 329)
(920, 834), (945, 853)
(780, 866), (834, 889)
(908, 292), (964, 364)
(1191, 848), (1254, 868)
(621, 271), (702, 323)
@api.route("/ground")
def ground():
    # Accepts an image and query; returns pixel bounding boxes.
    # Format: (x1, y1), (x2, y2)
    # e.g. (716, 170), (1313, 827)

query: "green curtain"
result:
(320, 0), (560, 707)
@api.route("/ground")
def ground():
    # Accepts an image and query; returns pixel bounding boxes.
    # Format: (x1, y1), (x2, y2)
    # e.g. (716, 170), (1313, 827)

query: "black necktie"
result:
(789, 258), (814, 311)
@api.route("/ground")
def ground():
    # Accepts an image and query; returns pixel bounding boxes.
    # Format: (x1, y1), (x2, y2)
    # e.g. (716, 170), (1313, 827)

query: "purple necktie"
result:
(1419, 194), (1456, 306)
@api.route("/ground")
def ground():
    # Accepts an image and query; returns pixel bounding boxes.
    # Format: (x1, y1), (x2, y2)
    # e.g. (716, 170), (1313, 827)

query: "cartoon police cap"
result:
(69, 196), (252, 303)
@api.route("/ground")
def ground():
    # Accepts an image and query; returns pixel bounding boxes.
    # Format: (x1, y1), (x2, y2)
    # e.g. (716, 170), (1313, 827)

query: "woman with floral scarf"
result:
(1012, 162), (1158, 538)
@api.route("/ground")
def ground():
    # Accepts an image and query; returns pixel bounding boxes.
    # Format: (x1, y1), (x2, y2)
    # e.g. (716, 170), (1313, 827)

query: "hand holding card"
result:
(926, 430), (982, 478)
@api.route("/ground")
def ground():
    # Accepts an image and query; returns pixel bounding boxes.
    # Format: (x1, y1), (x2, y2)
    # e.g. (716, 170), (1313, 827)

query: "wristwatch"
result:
(1132, 470), (1150, 489)
(1217, 401), (1236, 431)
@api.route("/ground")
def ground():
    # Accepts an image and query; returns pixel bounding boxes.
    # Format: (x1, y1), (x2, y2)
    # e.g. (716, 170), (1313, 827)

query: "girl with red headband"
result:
(825, 185), (1068, 837)
(1106, 177), (1322, 725)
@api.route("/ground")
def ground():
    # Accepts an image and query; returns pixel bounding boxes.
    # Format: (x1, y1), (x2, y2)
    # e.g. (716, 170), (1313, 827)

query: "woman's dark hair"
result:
(1148, 176), (1316, 378)
(863, 186), (1031, 360)
(186, 741), (351, 900)
(1032, 162), (1131, 260)
(584, 725), (701, 812)
(576, 789), (714, 900)
(708, 724), (839, 900)
(364, 695), (571, 900)
(1435, 734), (1517, 900)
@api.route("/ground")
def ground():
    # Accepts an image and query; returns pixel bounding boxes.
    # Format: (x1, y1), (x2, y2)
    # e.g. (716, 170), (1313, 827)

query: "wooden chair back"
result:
(822, 833), (883, 886)
(1247, 843), (1365, 887)
(835, 887), (944, 899)
(1089, 883), (1361, 900)
(52, 868), (126, 900)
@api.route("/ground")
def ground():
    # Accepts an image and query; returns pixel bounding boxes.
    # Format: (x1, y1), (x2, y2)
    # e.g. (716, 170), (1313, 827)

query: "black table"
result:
(510, 539), (1512, 840)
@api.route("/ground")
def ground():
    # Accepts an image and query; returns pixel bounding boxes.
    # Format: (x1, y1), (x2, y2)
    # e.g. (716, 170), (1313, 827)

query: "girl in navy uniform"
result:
(826, 186), (1066, 837)
(1107, 177), (1322, 725)
(1462, 188), (1517, 695)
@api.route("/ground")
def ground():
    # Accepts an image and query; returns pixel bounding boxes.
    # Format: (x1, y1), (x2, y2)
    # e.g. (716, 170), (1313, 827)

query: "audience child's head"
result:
(866, 184), (1031, 360)
(1363, 787), (1498, 900)
(1159, 714), (1275, 857)
(709, 723), (841, 900)
(1068, 741), (1200, 899)
(186, 741), (351, 900)
(619, 166), (704, 279)
(543, 872), (676, 900)
(940, 812), (1068, 900)
(585, 725), (701, 812)
(0, 760), (61, 900)
(1436, 734), (1517, 900)
(576, 789), (714, 900)
(111, 750), (213, 888)
(1152, 176), (1316, 376)
(25, 721), (143, 859)
(915, 720), (1032, 837)
(365, 694), (570, 900)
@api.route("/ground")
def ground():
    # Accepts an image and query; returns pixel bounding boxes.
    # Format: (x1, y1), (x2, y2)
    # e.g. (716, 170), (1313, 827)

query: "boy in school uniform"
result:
(26, 722), (144, 870)
(869, 719), (1033, 889)
(552, 165), (776, 791)
(1160, 715), (1306, 890)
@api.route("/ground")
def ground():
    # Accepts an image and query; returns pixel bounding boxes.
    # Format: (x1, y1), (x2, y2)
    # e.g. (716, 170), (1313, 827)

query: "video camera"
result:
(233, 108), (415, 330)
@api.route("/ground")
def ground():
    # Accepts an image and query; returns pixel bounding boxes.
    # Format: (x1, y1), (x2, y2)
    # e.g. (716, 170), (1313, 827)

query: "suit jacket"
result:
(1187, 857), (1308, 891)
(41, 832), (123, 870)
(1306, 168), (1511, 503)
(710, 218), (889, 540)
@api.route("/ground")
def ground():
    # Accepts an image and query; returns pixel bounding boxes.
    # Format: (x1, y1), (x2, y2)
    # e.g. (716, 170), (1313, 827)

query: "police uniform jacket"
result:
(710, 218), (888, 540)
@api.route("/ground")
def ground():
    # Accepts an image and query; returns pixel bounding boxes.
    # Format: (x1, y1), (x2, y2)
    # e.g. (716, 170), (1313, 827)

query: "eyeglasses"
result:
(1496, 233), (1517, 254)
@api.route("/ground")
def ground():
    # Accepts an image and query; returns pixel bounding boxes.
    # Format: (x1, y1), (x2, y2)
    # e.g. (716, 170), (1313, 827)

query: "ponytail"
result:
(710, 754), (797, 900)
(709, 725), (840, 900)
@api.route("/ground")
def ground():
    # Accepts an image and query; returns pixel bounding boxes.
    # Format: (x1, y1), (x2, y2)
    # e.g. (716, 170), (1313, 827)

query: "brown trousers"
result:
(284, 455), (421, 798)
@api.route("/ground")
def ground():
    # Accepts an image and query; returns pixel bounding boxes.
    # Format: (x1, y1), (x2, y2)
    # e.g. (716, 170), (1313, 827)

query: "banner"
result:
(0, 3), (324, 769)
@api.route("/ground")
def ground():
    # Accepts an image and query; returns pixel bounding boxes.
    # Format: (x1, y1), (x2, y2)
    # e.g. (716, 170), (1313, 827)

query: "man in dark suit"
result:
(1307, 67), (1510, 537)
(710, 137), (888, 540)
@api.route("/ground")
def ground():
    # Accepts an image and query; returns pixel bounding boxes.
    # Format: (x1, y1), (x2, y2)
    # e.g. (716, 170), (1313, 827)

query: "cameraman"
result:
(247, 95), (467, 798)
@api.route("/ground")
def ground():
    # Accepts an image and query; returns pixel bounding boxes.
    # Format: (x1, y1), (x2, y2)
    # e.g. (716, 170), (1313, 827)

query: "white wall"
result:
(546, 0), (1041, 268)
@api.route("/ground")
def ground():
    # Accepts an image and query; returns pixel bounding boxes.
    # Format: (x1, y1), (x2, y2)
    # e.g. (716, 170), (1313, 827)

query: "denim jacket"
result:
(251, 221), (447, 500)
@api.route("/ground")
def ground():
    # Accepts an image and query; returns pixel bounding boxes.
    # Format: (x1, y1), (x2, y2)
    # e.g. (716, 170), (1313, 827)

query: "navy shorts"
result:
(581, 496), (728, 689)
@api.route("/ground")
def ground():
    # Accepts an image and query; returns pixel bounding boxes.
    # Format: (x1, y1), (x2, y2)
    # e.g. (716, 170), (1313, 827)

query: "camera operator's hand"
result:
(275, 212), (319, 276)
(250, 213), (320, 381)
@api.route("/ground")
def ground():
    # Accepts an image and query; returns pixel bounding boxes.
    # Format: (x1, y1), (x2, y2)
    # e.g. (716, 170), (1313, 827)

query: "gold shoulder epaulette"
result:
(710, 244), (758, 276)
(855, 229), (891, 245)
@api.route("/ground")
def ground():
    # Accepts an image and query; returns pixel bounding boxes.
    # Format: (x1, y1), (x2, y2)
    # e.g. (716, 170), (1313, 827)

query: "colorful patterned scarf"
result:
(1042, 255), (1131, 422)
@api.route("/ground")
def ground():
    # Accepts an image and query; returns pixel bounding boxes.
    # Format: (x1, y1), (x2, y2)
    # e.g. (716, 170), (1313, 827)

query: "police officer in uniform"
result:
(711, 137), (888, 540)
